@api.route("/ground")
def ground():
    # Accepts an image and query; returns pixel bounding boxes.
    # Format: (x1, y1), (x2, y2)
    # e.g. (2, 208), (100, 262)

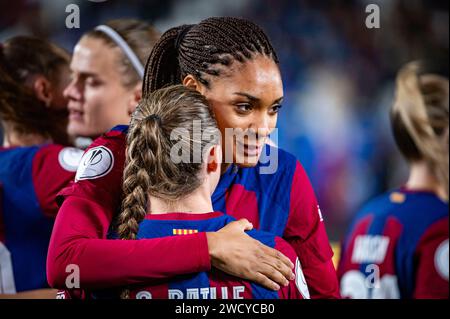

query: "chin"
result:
(67, 124), (95, 139)
(233, 154), (261, 168)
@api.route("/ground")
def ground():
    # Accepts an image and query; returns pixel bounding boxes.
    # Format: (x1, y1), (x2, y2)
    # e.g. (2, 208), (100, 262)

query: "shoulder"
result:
(87, 125), (128, 151)
(74, 125), (128, 183)
(56, 126), (129, 208)
(345, 188), (448, 239)
(260, 145), (298, 172)
(354, 192), (393, 219)
(358, 189), (448, 226)
(34, 144), (83, 173)
(253, 145), (305, 189)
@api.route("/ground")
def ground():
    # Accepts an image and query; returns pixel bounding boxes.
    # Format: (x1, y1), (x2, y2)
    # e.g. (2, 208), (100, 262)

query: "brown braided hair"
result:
(117, 84), (219, 298)
(143, 17), (279, 96)
(391, 61), (449, 199)
(0, 36), (71, 145)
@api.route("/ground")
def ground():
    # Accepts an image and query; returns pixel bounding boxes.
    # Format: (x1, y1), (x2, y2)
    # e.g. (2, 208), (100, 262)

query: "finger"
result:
(255, 262), (290, 287)
(260, 259), (291, 286)
(232, 218), (253, 231)
(257, 248), (294, 281)
(250, 272), (281, 291)
(261, 244), (294, 269)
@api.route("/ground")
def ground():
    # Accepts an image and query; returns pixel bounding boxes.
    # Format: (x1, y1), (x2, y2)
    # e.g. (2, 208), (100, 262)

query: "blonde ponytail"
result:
(392, 61), (449, 199)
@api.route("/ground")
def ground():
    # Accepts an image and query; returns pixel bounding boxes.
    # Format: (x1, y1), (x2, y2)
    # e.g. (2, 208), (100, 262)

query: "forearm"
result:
(47, 196), (210, 289)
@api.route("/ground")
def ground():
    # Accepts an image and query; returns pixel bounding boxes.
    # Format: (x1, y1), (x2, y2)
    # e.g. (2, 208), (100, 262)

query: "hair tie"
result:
(145, 114), (162, 125)
(175, 25), (194, 51)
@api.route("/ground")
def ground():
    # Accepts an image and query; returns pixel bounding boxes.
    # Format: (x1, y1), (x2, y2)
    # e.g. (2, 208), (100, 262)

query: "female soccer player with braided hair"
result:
(86, 85), (306, 299)
(49, 17), (339, 298)
(0, 36), (81, 298)
(338, 61), (449, 299)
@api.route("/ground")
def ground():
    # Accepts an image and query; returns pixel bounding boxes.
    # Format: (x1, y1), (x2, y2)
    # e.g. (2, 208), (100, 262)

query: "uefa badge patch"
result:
(75, 146), (114, 182)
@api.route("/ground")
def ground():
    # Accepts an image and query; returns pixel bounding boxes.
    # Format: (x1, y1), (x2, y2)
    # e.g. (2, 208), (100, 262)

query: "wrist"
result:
(206, 231), (219, 262)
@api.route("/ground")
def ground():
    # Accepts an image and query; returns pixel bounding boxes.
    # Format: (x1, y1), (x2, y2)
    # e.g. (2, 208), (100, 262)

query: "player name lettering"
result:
(352, 235), (390, 264)
(135, 285), (246, 299)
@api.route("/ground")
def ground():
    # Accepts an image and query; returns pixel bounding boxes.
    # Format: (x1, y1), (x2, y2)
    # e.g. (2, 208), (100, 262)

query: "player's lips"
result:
(68, 108), (84, 121)
(236, 141), (264, 157)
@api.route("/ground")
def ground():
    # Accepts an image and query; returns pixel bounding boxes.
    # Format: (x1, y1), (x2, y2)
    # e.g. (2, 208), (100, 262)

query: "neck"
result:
(221, 163), (231, 175)
(2, 124), (50, 147)
(406, 161), (446, 199)
(148, 185), (214, 214)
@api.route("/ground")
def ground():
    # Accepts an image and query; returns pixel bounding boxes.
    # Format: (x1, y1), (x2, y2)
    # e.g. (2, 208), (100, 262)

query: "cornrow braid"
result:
(143, 17), (278, 97)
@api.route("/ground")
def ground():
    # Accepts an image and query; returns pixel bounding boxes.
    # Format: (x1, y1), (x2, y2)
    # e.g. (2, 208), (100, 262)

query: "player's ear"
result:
(183, 74), (208, 96)
(126, 83), (142, 116)
(33, 75), (53, 107)
(206, 144), (222, 174)
(205, 144), (222, 195)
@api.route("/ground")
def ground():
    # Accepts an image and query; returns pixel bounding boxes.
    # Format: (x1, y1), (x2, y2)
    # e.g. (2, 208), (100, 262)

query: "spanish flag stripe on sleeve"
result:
(172, 229), (199, 235)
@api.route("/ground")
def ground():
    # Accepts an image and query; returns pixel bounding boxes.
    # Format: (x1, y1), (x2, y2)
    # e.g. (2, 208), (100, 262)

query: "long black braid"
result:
(143, 17), (278, 96)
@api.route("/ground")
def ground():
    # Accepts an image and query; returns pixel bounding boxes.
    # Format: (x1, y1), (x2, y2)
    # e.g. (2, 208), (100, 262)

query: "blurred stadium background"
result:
(1, 0), (448, 256)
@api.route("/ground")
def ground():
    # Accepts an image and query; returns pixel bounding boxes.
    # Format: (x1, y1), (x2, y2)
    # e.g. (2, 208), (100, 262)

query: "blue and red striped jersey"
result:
(78, 212), (306, 299)
(0, 144), (82, 292)
(57, 125), (339, 298)
(338, 188), (449, 299)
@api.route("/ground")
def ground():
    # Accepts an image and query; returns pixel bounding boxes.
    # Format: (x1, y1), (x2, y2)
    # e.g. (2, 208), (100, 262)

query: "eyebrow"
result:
(77, 71), (100, 78)
(233, 92), (284, 104)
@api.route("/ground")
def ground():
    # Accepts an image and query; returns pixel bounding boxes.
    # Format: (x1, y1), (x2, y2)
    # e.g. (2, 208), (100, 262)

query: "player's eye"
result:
(235, 103), (253, 114)
(85, 76), (102, 87)
(269, 104), (282, 115)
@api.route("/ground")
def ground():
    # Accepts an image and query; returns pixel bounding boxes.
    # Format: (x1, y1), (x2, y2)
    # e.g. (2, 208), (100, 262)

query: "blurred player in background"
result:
(48, 17), (338, 298)
(338, 61), (449, 299)
(1, 18), (159, 298)
(0, 36), (81, 298)
(63, 19), (160, 147)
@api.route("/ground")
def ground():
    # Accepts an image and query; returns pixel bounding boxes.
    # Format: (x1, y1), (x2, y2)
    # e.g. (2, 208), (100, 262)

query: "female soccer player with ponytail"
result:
(49, 17), (339, 298)
(338, 61), (449, 299)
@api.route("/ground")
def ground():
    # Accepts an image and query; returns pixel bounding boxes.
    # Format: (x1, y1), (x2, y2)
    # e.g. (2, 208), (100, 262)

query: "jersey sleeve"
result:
(274, 237), (308, 299)
(283, 161), (340, 299)
(47, 131), (211, 289)
(413, 217), (449, 299)
(56, 130), (126, 213)
(31, 144), (82, 218)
